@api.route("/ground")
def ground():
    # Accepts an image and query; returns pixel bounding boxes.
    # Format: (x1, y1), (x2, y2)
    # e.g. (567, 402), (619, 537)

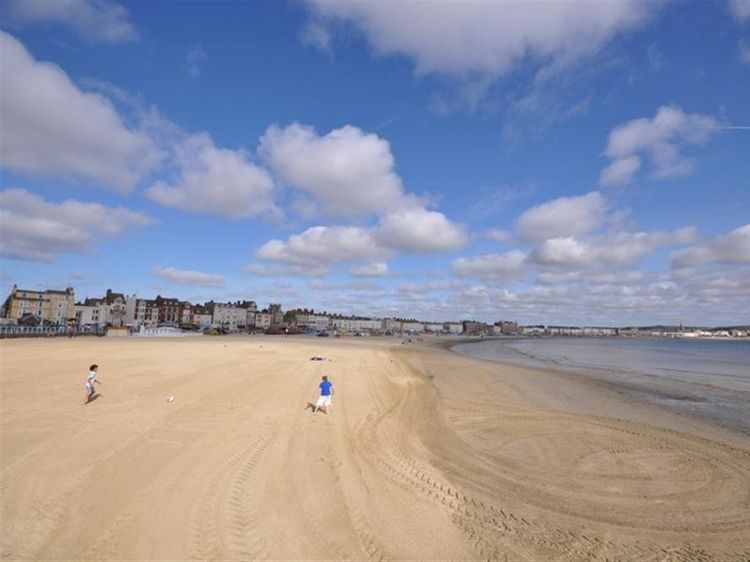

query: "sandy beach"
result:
(1, 336), (749, 561)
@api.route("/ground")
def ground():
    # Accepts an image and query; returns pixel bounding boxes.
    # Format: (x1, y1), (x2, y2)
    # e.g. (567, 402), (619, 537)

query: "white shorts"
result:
(316, 395), (332, 407)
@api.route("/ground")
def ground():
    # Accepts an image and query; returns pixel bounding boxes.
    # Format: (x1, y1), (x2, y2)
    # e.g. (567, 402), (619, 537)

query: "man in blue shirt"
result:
(314, 375), (334, 415)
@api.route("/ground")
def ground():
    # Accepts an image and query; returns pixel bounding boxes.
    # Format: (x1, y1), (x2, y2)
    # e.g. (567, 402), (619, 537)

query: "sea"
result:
(454, 337), (750, 434)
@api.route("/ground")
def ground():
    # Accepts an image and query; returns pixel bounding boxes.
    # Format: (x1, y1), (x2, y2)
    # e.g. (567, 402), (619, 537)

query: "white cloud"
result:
(2, 0), (137, 43)
(729, 0), (750, 22)
(145, 133), (277, 219)
(533, 237), (591, 266)
(300, 21), (332, 53)
(351, 262), (389, 277)
(254, 208), (466, 271)
(256, 123), (468, 272)
(259, 123), (419, 217)
(740, 39), (750, 63)
(0, 32), (160, 191)
(305, 0), (650, 77)
(244, 263), (328, 277)
(152, 266), (224, 288)
(375, 209), (468, 252)
(483, 229), (512, 243)
(672, 224), (750, 268)
(533, 229), (696, 269)
(310, 279), (383, 292)
(599, 155), (641, 187)
(0, 188), (153, 262)
(256, 226), (388, 266)
(517, 191), (606, 241)
(186, 45), (207, 78)
(600, 105), (719, 186)
(453, 250), (527, 279)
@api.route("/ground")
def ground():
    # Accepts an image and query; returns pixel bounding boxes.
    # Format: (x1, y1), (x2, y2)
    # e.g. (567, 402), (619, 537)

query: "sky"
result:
(1, 0), (749, 326)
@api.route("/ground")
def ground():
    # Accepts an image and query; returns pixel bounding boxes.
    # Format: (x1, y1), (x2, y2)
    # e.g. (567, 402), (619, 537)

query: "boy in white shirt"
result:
(84, 364), (101, 404)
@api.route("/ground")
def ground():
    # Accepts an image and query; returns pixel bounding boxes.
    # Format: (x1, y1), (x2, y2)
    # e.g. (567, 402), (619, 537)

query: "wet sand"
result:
(1, 336), (749, 560)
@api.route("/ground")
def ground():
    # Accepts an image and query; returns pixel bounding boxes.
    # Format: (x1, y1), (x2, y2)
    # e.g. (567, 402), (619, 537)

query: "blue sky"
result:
(1, 0), (749, 325)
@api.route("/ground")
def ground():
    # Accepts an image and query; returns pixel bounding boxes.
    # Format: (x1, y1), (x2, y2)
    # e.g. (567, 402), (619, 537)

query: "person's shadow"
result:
(305, 402), (316, 413)
(86, 394), (102, 404)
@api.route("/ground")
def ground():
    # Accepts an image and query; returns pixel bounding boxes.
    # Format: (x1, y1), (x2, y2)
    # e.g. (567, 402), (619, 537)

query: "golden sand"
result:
(1, 336), (749, 560)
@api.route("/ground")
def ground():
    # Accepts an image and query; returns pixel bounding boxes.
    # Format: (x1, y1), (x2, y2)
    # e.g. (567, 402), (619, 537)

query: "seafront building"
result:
(1, 285), (75, 326)
(2, 284), (746, 338)
(329, 314), (382, 334)
(125, 295), (159, 328)
(207, 300), (257, 332)
(285, 309), (330, 332)
(254, 309), (272, 331)
(75, 289), (128, 328)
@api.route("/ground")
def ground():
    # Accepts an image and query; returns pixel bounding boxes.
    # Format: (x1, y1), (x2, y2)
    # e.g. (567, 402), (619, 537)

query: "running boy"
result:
(314, 375), (334, 415)
(84, 364), (101, 404)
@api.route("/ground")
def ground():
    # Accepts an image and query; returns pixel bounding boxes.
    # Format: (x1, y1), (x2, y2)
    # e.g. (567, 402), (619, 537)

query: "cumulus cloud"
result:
(256, 208), (466, 271)
(517, 191), (606, 241)
(300, 21), (332, 53)
(256, 226), (388, 266)
(533, 237), (591, 266)
(255, 123), (467, 268)
(2, 0), (137, 44)
(729, 0), (750, 22)
(600, 105), (719, 186)
(310, 279), (383, 292)
(186, 45), (207, 78)
(453, 250), (527, 280)
(146, 133), (277, 219)
(0, 32), (160, 191)
(671, 224), (750, 268)
(152, 266), (225, 287)
(532, 229), (696, 269)
(740, 39), (750, 63)
(351, 262), (389, 277)
(483, 229), (513, 243)
(244, 263), (328, 277)
(259, 123), (419, 217)
(375, 209), (468, 252)
(599, 155), (641, 187)
(0, 188), (153, 262)
(304, 0), (650, 77)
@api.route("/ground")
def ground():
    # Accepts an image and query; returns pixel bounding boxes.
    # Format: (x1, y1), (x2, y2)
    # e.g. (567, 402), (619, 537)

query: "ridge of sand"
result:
(1, 336), (749, 560)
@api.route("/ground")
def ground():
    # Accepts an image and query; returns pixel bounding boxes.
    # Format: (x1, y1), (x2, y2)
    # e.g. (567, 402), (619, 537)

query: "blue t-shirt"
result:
(319, 380), (333, 396)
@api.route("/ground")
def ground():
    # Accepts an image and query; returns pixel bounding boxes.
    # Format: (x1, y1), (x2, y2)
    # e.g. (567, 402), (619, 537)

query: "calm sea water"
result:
(454, 337), (750, 433)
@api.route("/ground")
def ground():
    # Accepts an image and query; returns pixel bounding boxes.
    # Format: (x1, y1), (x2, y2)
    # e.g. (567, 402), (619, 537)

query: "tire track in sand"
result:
(357, 355), (750, 561)
(188, 429), (277, 561)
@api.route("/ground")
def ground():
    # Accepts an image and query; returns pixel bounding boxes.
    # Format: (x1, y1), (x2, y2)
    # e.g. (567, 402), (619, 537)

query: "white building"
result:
(356, 318), (382, 332)
(444, 322), (463, 335)
(77, 291), (127, 327)
(382, 318), (401, 333)
(329, 315), (382, 333)
(124, 296), (158, 328)
(75, 303), (103, 326)
(193, 312), (213, 329)
(255, 311), (271, 331)
(292, 310), (330, 331)
(210, 302), (248, 332)
(401, 320), (424, 333)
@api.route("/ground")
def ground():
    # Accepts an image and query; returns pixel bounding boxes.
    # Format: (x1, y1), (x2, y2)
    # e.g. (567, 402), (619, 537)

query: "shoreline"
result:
(2, 336), (749, 559)
(448, 336), (750, 438)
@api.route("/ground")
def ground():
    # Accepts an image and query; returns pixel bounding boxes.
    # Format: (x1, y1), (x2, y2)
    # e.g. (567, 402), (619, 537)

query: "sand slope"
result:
(1, 336), (749, 560)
